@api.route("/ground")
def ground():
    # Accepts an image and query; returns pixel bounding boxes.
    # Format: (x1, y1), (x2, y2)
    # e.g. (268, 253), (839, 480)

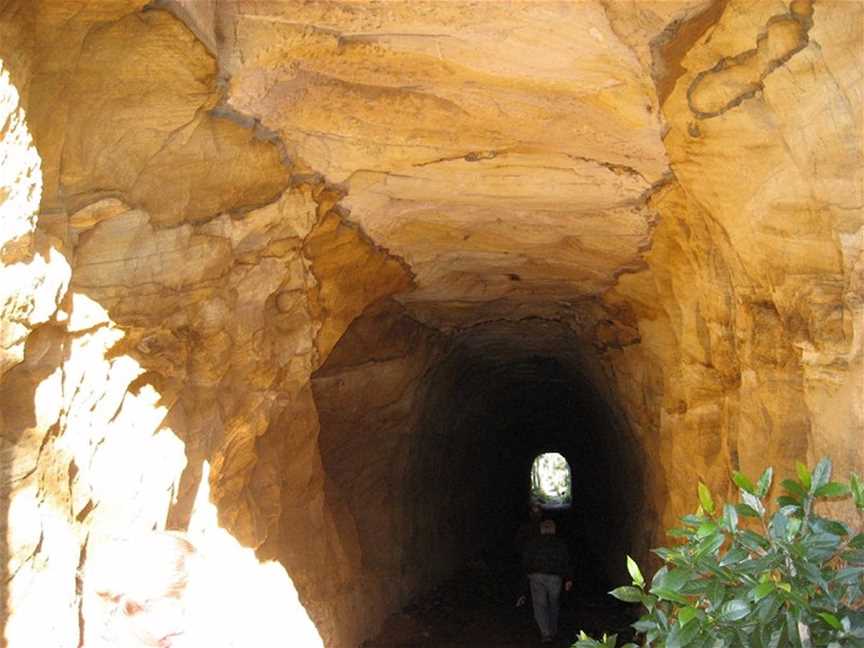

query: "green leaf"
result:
(818, 612), (842, 630)
(639, 592), (658, 611)
(756, 467), (773, 497)
(722, 503), (739, 532)
(626, 555), (644, 588)
(785, 609), (798, 645)
(810, 516), (849, 536)
(652, 547), (680, 562)
(651, 567), (692, 594)
(738, 529), (769, 552)
(751, 581), (774, 601)
(733, 471), (756, 494)
(698, 482), (716, 514)
(798, 558), (830, 592)
(796, 461), (812, 491)
(610, 586), (644, 603)
(667, 615), (701, 648)
(832, 566), (864, 583)
(632, 619), (657, 633)
(719, 547), (748, 566)
(650, 566), (669, 590)
(755, 594), (783, 625)
(812, 457), (832, 490)
(706, 580), (726, 611)
(765, 627), (784, 648)
(741, 490), (765, 517)
(696, 521), (718, 538)
(651, 587), (690, 605)
(782, 479), (808, 499)
(770, 510), (788, 541)
(813, 482), (850, 498)
(736, 503), (759, 518)
(667, 528), (693, 538)
(803, 532), (842, 561)
(678, 606), (698, 626)
(717, 599), (750, 623)
(694, 532), (725, 559)
(777, 495), (801, 508)
(785, 516), (802, 541)
(851, 472), (864, 510)
(844, 547), (864, 563)
(681, 514), (704, 527)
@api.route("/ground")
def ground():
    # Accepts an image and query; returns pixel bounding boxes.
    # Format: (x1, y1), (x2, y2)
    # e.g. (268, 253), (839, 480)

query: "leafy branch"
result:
(574, 458), (864, 648)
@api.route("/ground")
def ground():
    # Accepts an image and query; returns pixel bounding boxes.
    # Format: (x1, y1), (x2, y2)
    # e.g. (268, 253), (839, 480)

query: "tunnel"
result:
(310, 303), (658, 642)
(1, 1), (862, 648)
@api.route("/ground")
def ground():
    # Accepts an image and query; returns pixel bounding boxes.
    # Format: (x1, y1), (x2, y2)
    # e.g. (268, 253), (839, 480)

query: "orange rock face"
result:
(0, 1), (861, 647)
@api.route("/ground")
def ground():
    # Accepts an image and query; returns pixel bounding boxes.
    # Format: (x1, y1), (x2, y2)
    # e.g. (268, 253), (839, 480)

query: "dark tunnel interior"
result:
(311, 305), (651, 620)
(407, 323), (646, 597)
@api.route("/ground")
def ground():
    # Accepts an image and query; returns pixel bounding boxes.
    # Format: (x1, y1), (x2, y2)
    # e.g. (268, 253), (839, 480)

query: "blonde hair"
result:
(83, 531), (198, 647)
(86, 531), (196, 602)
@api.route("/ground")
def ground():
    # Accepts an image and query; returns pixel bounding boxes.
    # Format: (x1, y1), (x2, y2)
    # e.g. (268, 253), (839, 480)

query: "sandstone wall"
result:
(311, 301), (449, 637)
(0, 4), (409, 647)
(603, 0), (863, 537)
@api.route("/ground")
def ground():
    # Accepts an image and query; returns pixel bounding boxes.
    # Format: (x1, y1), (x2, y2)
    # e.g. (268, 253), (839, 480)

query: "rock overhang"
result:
(203, 0), (699, 323)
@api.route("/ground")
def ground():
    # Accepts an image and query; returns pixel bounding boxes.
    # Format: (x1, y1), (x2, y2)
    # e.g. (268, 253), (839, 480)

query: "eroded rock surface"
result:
(0, 1), (861, 647)
(604, 0), (863, 530)
(187, 0), (704, 310)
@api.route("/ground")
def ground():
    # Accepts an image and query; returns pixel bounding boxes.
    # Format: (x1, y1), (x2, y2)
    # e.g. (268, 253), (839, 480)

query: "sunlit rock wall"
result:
(0, 3), (409, 648)
(603, 0), (863, 536)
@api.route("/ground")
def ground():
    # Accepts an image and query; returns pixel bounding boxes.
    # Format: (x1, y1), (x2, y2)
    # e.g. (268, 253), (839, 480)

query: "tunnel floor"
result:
(362, 557), (636, 648)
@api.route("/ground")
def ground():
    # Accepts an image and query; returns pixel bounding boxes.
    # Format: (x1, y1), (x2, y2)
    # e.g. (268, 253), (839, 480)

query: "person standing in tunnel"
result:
(521, 519), (572, 643)
(514, 501), (543, 556)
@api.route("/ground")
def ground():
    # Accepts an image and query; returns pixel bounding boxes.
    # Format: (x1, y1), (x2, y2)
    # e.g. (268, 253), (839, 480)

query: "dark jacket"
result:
(522, 533), (571, 577)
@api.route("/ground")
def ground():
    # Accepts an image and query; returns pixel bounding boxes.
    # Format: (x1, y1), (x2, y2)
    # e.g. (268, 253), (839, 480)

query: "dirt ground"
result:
(363, 558), (637, 648)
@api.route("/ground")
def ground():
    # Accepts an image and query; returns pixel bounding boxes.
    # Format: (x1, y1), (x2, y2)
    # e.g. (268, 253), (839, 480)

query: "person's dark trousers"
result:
(527, 572), (563, 641)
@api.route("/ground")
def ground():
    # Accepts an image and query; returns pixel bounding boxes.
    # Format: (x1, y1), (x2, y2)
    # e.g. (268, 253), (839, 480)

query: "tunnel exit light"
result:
(530, 452), (572, 509)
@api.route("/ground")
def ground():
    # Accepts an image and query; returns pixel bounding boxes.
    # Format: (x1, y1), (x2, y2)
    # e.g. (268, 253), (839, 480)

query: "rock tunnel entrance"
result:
(311, 303), (653, 634)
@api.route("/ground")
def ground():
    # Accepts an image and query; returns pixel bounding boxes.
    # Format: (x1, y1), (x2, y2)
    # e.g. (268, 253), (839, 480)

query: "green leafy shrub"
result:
(574, 458), (864, 648)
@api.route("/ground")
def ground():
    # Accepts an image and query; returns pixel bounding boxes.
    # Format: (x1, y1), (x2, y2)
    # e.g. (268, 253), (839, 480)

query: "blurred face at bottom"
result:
(83, 533), (196, 648)
(90, 594), (188, 648)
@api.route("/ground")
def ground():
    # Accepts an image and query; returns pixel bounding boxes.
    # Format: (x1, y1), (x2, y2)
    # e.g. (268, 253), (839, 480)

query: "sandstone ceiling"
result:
(171, 0), (714, 320)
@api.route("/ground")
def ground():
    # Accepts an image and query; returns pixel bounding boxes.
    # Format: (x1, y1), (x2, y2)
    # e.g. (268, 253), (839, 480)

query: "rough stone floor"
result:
(363, 558), (636, 648)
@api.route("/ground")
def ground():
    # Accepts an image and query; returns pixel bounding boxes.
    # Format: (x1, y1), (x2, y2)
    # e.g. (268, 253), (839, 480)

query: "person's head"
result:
(83, 531), (198, 648)
(540, 519), (556, 535)
(529, 502), (542, 521)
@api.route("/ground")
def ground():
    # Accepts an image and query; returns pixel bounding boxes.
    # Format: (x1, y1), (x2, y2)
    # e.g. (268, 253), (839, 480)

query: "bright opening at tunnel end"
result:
(530, 452), (572, 509)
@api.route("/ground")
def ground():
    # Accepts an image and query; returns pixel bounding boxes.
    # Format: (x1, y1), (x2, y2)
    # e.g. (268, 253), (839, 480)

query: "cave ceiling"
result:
(173, 0), (714, 326)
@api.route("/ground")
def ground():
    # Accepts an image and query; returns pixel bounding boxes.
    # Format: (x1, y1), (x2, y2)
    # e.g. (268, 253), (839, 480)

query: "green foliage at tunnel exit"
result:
(573, 458), (864, 648)
(530, 452), (572, 507)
